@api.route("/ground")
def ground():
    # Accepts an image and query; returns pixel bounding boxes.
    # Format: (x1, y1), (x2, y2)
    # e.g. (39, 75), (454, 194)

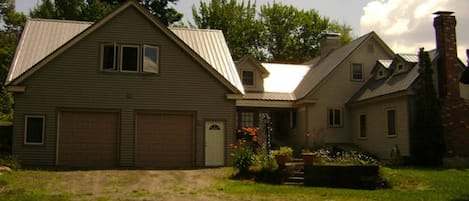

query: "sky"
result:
(15, 0), (469, 62)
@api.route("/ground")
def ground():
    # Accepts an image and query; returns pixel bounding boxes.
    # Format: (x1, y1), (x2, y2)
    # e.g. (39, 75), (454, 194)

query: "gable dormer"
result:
(235, 55), (269, 92)
(372, 59), (392, 80)
(390, 54), (418, 75)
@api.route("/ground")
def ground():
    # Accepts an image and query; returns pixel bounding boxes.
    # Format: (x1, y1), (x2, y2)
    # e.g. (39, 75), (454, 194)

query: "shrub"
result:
(230, 140), (256, 176)
(314, 149), (379, 166)
(271, 146), (293, 159)
(0, 155), (20, 170)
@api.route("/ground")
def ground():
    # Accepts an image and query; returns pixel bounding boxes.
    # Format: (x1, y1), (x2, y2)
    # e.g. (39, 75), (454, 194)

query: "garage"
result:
(58, 111), (118, 168)
(135, 112), (194, 168)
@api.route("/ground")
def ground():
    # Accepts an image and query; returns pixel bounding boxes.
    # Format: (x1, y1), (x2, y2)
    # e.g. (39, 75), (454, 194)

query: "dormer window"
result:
(378, 71), (384, 77)
(397, 64), (403, 71)
(242, 71), (254, 85)
(351, 63), (363, 81)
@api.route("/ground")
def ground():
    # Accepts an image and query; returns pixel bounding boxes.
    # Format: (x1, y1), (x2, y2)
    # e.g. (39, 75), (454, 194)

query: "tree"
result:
(260, 3), (352, 63)
(192, 0), (265, 60)
(411, 48), (446, 166)
(31, 0), (183, 25)
(0, 0), (26, 121)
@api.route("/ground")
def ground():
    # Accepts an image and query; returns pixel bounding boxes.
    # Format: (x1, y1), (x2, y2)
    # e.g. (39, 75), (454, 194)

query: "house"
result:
(5, 1), (469, 168)
(5, 1), (244, 168)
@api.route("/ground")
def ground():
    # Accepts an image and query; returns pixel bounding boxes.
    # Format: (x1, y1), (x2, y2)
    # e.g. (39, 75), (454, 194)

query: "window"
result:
(24, 115), (45, 144)
(328, 108), (342, 128)
(242, 71), (254, 85)
(397, 64), (404, 71)
(100, 43), (159, 73)
(121, 45), (139, 71)
(378, 70), (384, 77)
(143, 45), (159, 73)
(351, 63), (363, 81)
(101, 44), (117, 71)
(387, 109), (396, 136)
(359, 114), (367, 138)
(240, 112), (254, 128)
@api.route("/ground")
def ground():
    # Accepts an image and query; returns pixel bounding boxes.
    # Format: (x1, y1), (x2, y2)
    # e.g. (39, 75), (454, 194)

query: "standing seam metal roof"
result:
(6, 8), (244, 94)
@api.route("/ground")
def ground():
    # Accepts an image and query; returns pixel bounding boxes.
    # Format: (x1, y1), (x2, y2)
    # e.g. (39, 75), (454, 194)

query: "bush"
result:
(271, 146), (293, 159)
(0, 155), (20, 170)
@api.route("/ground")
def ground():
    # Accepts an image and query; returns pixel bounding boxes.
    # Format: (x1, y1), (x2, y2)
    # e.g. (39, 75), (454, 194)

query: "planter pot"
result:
(275, 154), (289, 166)
(302, 153), (317, 167)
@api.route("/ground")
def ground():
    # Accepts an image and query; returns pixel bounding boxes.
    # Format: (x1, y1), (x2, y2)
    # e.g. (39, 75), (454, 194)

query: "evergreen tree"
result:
(411, 48), (446, 166)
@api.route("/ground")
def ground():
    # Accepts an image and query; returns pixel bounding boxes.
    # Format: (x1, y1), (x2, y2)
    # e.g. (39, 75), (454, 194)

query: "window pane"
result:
(334, 109), (341, 126)
(359, 114), (366, 138)
(122, 46), (138, 71)
(240, 112), (254, 128)
(328, 109), (334, 126)
(387, 110), (396, 135)
(102, 45), (116, 70)
(352, 63), (363, 80)
(143, 46), (159, 73)
(242, 71), (254, 85)
(26, 117), (44, 143)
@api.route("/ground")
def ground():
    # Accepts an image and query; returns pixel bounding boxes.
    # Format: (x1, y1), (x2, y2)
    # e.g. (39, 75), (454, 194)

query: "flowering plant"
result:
(230, 127), (261, 176)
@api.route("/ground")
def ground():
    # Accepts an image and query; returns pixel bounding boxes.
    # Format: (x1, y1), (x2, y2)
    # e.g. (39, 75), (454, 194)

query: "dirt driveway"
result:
(3, 168), (237, 201)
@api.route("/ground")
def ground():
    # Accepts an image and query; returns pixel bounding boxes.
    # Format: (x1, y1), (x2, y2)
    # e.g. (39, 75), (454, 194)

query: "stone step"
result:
(283, 181), (303, 186)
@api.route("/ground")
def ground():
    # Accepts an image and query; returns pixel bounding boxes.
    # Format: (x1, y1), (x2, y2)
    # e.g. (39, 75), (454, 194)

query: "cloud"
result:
(361, 0), (469, 61)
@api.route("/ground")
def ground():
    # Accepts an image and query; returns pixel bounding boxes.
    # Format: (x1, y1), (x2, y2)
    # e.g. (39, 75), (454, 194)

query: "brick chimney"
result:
(433, 11), (459, 97)
(433, 11), (469, 158)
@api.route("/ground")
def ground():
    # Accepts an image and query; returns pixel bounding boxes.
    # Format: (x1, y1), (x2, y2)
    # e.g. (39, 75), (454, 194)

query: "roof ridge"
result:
(169, 27), (222, 32)
(28, 18), (93, 24)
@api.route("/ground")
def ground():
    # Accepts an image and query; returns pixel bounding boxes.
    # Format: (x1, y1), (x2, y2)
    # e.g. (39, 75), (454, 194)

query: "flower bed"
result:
(304, 165), (380, 189)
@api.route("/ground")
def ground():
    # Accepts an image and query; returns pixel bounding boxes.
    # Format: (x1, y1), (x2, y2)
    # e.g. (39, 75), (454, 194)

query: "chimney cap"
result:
(323, 32), (341, 38)
(433, 11), (454, 16)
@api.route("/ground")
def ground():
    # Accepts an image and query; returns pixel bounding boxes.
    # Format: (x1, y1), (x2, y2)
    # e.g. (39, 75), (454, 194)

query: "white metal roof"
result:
(262, 63), (311, 93)
(6, 19), (93, 83)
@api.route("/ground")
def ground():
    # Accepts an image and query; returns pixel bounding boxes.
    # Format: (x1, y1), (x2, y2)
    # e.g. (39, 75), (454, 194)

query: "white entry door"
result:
(205, 121), (225, 166)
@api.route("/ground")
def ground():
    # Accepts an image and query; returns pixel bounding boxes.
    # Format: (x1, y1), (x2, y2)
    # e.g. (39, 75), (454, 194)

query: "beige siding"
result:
(236, 59), (264, 92)
(12, 6), (236, 167)
(350, 96), (411, 159)
(301, 38), (394, 145)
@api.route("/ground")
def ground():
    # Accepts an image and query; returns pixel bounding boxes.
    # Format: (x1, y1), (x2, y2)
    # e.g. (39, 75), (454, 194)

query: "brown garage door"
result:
(58, 111), (118, 168)
(135, 113), (194, 168)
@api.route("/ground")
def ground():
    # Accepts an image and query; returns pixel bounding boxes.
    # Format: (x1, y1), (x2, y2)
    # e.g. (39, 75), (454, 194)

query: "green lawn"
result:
(0, 167), (468, 201)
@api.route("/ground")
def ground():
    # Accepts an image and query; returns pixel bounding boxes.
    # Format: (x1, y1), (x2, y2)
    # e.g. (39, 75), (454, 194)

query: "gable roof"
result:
(235, 55), (269, 77)
(293, 31), (394, 99)
(6, 1), (244, 94)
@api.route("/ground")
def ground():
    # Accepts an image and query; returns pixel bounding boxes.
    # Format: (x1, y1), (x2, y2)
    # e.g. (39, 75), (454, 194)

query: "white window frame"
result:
(120, 44), (140, 72)
(142, 45), (159, 74)
(327, 107), (343, 128)
(386, 109), (397, 137)
(24, 115), (45, 145)
(359, 113), (367, 139)
(351, 63), (364, 81)
(100, 43), (118, 71)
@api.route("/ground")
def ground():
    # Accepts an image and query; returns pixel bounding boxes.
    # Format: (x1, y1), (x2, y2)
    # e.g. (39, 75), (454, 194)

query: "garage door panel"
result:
(135, 113), (194, 168)
(58, 111), (118, 168)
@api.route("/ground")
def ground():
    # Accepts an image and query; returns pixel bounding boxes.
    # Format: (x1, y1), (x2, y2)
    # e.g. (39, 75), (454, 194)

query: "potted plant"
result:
(271, 146), (293, 166)
(301, 150), (318, 167)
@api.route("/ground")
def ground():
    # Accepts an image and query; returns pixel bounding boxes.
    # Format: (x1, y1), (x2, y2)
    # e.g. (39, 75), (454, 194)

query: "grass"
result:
(0, 167), (468, 201)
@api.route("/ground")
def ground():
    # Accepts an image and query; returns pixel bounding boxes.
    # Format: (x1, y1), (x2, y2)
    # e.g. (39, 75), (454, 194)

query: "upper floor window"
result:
(351, 63), (363, 81)
(328, 107), (343, 128)
(24, 115), (45, 145)
(101, 43), (159, 73)
(387, 109), (397, 136)
(242, 71), (254, 85)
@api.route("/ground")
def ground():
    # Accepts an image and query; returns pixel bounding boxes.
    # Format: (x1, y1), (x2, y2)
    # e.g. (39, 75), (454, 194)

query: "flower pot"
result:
(274, 154), (289, 166)
(302, 153), (317, 167)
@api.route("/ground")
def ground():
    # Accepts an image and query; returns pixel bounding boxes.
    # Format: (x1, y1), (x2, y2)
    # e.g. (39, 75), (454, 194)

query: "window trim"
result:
(351, 63), (364, 81)
(359, 113), (367, 139)
(386, 109), (397, 137)
(242, 70), (255, 86)
(100, 43), (118, 71)
(327, 107), (343, 128)
(24, 115), (45, 145)
(142, 45), (160, 74)
(120, 44), (141, 72)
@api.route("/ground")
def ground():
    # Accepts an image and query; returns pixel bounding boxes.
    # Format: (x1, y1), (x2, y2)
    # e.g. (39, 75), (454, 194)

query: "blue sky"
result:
(15, 0), (469, 61)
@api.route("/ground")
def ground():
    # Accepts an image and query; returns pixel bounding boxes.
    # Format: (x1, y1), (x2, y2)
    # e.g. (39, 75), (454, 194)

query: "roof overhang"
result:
(235, 99), (295, 108)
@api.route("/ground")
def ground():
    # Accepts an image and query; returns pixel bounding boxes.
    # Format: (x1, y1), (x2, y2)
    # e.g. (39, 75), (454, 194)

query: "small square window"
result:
(121, 45), (139, 71)
(387, 109), (396, 136)
(359, 114), (367, 138)
(242, 71), (254, 85)
(142, 45), (159, 73)
(239, 112), (254, 128)
(351, 63), (363, 81)
(328, 108), (343, 128)
(24, 115), (45, 144)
